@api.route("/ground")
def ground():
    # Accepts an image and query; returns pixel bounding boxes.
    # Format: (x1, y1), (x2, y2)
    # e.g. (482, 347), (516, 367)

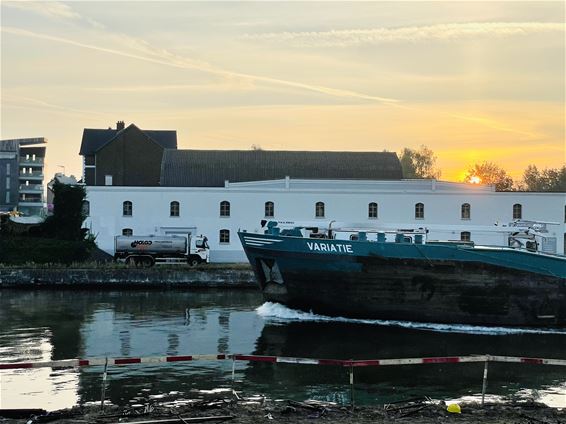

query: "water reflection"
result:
(0, 290), (564, 410)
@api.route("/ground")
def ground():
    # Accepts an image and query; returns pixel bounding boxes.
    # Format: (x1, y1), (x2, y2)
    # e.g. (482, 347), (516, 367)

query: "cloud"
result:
(3, 1), (104, 28)
(84, 82), (256, 93)
(1, 26), (399, 104)
(2, 93), (109, 118)
(4, 1), (81, 20)
(242, 22), (565, 47)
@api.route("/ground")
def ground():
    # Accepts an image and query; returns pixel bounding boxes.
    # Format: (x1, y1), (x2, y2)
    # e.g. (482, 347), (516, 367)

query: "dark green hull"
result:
(238, 232), (566, 327)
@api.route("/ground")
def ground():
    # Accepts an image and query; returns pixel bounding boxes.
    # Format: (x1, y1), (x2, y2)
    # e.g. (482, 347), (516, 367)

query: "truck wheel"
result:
(189, 258), (199, 267)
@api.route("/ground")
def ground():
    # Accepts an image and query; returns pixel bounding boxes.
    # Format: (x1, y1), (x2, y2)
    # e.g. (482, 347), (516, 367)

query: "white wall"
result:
(84, 179), (566, 261)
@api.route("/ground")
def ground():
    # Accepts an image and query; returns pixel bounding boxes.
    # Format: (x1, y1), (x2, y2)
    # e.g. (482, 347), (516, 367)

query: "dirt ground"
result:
(1, 396), (565, 424)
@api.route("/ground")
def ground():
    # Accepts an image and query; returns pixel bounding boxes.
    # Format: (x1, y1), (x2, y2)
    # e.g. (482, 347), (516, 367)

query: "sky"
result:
(1, 1), (564, 183)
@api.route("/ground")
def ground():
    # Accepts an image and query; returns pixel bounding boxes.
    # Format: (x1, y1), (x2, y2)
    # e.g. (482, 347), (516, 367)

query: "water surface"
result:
(0, 289), (564, 410)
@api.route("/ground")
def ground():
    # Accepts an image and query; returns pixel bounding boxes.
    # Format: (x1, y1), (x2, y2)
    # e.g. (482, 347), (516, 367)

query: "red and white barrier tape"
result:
(1, 354), (565, 371)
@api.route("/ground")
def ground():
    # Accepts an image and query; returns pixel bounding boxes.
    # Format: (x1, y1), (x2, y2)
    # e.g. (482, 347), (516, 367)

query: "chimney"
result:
(116, 120), (125, 130)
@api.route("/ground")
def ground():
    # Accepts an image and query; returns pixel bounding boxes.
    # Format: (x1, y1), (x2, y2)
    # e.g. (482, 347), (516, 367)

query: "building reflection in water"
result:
(1, 290), (564, 409)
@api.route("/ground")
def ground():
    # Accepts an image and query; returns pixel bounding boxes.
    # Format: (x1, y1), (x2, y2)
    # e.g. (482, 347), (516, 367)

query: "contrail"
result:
(2, 27), (399, 104)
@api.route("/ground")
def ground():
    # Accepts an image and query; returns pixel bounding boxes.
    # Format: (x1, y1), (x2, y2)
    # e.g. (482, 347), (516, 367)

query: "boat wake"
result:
(256, 302), (566, 336)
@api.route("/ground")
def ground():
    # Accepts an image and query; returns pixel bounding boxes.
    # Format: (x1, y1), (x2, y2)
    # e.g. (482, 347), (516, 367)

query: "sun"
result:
(469, 176), (482, 184)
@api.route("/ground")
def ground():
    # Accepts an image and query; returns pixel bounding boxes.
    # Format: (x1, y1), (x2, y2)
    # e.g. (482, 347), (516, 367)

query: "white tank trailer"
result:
(114, 234), (210, 267)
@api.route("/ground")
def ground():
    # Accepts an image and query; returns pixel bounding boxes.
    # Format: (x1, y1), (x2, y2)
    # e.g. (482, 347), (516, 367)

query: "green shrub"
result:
(0, 237), (96, 265)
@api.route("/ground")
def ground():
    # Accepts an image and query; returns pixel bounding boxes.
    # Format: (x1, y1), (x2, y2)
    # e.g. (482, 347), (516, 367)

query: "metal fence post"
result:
(231, 356), (236, 384)
(481, 359), (489, 406)
(349, 363), (355, 409)
(100, 357), (108, 412)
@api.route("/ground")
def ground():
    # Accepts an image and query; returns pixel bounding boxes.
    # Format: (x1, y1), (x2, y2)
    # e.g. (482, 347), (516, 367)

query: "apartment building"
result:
(0, 137), (47, 216)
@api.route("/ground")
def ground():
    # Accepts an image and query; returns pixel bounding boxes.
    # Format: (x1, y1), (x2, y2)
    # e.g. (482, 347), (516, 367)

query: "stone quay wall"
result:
(0, 267), (257, 288)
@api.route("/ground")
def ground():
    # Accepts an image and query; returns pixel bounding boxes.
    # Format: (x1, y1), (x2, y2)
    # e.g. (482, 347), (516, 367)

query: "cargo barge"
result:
(238, 220), (566, 327)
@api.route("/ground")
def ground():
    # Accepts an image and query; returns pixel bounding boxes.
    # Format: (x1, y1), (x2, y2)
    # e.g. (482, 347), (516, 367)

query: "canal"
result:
(0, 289), (565, 410)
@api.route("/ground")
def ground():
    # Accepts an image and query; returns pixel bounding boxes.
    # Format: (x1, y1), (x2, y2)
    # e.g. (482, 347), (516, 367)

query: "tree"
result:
(399, 145), (441, 179)
(464, 162), (514, 191)
(41, 181), (89, 240)
(520, 165), (566, 192)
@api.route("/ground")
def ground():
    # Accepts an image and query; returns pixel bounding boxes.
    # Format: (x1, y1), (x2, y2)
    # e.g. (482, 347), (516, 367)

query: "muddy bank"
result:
(1, 399), (564, 424)
(0, 266), (256, 288)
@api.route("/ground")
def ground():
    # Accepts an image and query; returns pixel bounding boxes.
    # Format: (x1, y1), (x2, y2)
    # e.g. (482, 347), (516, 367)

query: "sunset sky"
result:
(1, 1), (564, 182)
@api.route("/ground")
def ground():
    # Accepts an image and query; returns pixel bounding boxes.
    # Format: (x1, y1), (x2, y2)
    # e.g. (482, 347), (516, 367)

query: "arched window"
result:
(513, 203), (522, 220)
(82, 200), (90, 216)
(368, 202), (378, 219)
(123, 201), (132, 216)
(219, 229), (230, 244)
(315, 201), (325, 218)
(461, 203), (471, 220)
(220, 201), (230, 217)
(170, 201), (180, 217)
(415, 202), (424, 219)
(460, 231), (471, 242)
(265, 201), (274, 217)
(122, 228), (133, 236)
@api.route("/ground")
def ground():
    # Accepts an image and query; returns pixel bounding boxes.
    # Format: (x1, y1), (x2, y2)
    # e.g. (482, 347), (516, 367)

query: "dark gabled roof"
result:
(160, 149), (402, 187)
(79, 124), (177, 155)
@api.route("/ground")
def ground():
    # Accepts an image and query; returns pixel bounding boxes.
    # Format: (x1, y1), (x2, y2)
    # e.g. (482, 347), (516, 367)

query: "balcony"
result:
(19, 184), (44, 193)
(19, 172), (44, 180)
(19, 158), (44, 166)
(18, 201), (44, 207)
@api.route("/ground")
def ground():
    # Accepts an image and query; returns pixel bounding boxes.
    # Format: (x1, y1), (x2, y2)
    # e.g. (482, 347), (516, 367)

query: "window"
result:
(5, 177), (10, 189)
(415, 202), (424, 219)
(265, 201), (274, 217)
(368, 202), (378, 219)
(315, 201), (325, 218)
(122, 228), (133, 236)
(105, 175), (113, 186)
(460, 231), (471, 242)
(513, 203), (522, 220)
(220, 201), (230, 217)
(123, 201), (132, 216)
(461, 203), (471, 220)
(82, 200), (90, 216)
(219, 229), (230, 244)
(170, 201), (180, 217)
(5, 191), (9, 204)
(6, 163), (10, 175)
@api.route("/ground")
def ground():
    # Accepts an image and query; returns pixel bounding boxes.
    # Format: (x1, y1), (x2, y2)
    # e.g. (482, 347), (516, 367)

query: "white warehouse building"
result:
(85, 178), (566, 262)
(78, 122), (566, 261)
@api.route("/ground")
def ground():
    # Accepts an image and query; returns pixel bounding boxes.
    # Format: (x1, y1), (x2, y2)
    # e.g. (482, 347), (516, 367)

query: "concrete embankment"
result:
(0, 266), (257, 288)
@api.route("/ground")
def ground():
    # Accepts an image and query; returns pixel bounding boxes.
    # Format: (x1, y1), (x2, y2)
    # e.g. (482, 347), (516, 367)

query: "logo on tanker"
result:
(131, 240), (153, 248)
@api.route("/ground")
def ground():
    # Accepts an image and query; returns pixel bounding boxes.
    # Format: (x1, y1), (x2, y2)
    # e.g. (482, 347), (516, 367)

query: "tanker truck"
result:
(114, 234), (209, 267)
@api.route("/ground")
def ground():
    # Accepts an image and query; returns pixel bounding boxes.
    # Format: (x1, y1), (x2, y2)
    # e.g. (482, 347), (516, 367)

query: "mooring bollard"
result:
(481, 359), (489, 406)
(100, 357), (108, 412)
